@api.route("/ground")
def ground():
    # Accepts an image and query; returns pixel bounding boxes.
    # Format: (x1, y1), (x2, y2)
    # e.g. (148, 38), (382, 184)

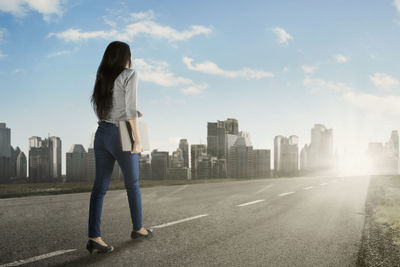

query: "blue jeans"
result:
(88, 121), (142, 238)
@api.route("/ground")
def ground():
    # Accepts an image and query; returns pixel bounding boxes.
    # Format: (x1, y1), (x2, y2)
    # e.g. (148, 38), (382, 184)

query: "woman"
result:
(87, 41), (153, 254)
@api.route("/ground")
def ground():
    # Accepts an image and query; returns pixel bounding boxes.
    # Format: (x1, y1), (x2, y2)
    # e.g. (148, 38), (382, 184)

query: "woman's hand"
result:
(131, 141), (144, 154)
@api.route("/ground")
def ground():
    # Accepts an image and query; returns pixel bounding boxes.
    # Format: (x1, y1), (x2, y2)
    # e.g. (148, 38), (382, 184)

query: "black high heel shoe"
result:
(86, 239), (114, 254)
(131, 228), (153, 239)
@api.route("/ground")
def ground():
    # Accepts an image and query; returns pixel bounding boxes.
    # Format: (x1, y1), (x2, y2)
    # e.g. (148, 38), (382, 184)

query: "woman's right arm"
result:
(125, 70), (143, 154)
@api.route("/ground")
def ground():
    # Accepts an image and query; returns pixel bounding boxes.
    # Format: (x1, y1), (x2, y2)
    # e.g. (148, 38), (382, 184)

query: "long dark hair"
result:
(90, 41), (132, 120)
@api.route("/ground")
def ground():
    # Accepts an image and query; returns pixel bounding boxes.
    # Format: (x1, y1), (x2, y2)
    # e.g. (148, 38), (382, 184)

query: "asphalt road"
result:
(0, 175), (370, 267)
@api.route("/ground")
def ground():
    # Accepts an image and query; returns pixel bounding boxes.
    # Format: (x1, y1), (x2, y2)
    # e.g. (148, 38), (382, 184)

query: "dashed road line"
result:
(278, 191), (295, 197)
(304, 186), (314, 190)
(151, 214), (209, 229)
(0, 249), (77, 267)
(320, 182), (329, 186)
(254, 184), (274, 194)
(236, 199), (265, 207)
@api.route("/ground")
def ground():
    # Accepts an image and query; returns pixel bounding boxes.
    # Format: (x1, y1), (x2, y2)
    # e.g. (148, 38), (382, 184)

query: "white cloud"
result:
(48, 18), (212, 43)
(370, 73), (399, 91)
(130, 10), (155, 21)
(333, 54), (348, 63)
(283, 67), (289, 72)
(180, 83), (208, 95)
(343, 91), (400, 115)
(102, 15), (116, 27)
(0, 50), (6, 59)
(303, 77), (352, 93)
(182, 56), (274, 79)
(0, 0), (66, 22)
(134, 58), (193, 87)
(394, 0), (400, 14)
(133, 58), (207, 95)
(304, 76), (400, 116)
(271, 27), (293, 45)
(46, 50), (71, 58)
(301, 65), (317, 74)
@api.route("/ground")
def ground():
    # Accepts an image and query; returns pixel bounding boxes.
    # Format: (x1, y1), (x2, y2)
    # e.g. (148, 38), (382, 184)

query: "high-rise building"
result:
(190, 144), (207, 179)
(179, 139), (189, 168)
(300, 124), (334, 173)
(87, 132), (95, 181)
(0, 123), (11, 183)
(197, 152), (211, 179)
(207, 121), (227, 159)
(367, 130), (400, 174)
(66, 144), (88, 182)
(151, 149), (169, 179)
(0, 123), (11, 158)
(139, 154), (152, 180)
(29, 135), (62, 183)
(228, 131), (255, 178)
(254, 149), (271, 178)
(170, 148), (184, 168)
(274, 135), (298, 177)
(224, 118), (239, 135)
(16, 151), (27, 178)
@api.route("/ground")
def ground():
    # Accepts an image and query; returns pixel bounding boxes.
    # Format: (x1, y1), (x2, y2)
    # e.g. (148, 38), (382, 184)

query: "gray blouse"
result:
(97, 68), (138, 126)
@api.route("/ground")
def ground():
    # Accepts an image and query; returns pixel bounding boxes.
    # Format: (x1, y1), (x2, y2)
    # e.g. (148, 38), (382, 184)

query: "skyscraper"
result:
(0, 123), (11, 183)
(228, 131), (255, 178)
(190, 144), (207, 179)
(300, 124), (334, 173)
(254, 149), (271, 178)
(151, 149), (169, 179)
(29, 135), (62, 183)
(66, 144), (87, 182)
(179, 139), (189, 168)
(16, 151), (27, 179)
(274, 135), (298, 177)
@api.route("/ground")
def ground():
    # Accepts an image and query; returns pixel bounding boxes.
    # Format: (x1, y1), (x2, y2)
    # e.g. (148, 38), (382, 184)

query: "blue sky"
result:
(1, 0), (400, 174)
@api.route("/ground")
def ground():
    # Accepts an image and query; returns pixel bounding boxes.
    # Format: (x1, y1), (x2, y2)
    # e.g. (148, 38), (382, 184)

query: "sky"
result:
(1, 0), (400, 175)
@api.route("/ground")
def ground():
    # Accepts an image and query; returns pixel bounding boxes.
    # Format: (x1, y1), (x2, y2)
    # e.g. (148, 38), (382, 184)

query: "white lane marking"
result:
(236, 199), (265, 207)
(151, 214), (209, 229)
(254, 184), (274, 194)
(278, 191), (295, 197)
(157, 184), (189, 201)
(304, 186), (314, 190)
(320, 182), (329, 186)
(0, 249), (77, 267)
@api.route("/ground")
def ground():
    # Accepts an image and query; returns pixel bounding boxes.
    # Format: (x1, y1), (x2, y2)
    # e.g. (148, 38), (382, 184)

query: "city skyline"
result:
(1, 1), (400, 175)
(1, 119), (399, 179)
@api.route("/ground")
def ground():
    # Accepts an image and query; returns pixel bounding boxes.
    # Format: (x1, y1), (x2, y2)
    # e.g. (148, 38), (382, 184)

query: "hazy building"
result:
(207, 121), (227, 159)
(179, 139), (189, 168)
(254, 149), (271, 178)
(300, 124), (335, 173)
(16, 150), (27, 178)
(0, 123), (11, 183)
(66, 144), (87, 182)
(87, 132), (95, 181)
(0, 123), (11, 158)
(191, 144), (207, 179)
(151, 149), (169, 179)
(210, 157), (227, 178)
(274, 135), (298, 177)
(228, 131), (255, 178)
(367, 130), (400, 174)
(224, 118), (239, 135)
(197, 152), (211, 179)
(139, 154), (152, 180)
(29, 136), (62, 183)
(167, 167), (191, 180)
(170, 148), (184, 168)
